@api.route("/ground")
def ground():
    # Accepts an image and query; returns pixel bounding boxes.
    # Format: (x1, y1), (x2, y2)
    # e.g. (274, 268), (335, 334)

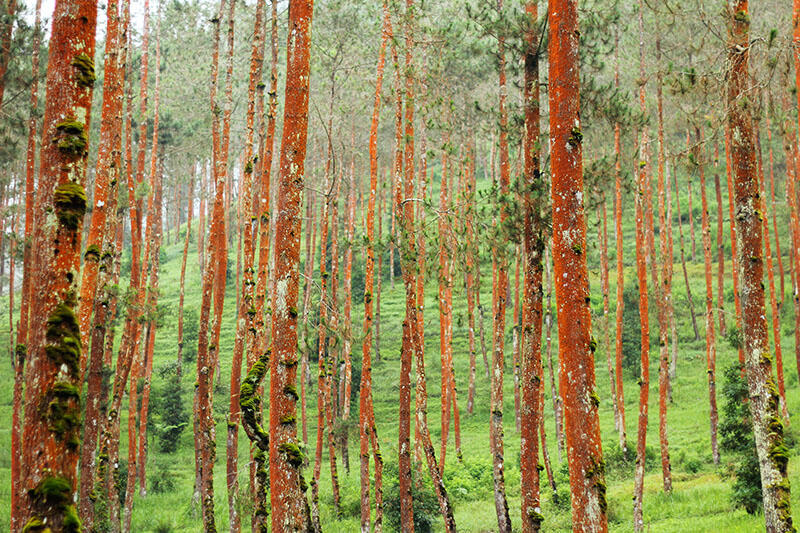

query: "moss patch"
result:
(55, 120), (88, 156)
(71, 53), (96, 87)
(54, 182), (88, 230)
(45, 302), (82, 373)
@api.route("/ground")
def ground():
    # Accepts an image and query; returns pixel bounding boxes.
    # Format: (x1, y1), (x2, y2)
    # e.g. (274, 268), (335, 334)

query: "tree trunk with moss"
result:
(732, 3), (794, 530)
(21, 0), (97, 531)
(268, 0), (314, 529)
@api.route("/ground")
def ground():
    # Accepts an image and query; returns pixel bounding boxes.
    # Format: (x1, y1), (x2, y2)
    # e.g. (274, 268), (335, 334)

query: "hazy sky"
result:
(21, 0), (150, 41)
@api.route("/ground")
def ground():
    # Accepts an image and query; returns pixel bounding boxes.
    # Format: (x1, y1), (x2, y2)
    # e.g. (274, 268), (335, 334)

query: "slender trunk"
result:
(697, 126), (720, 466)
(177, 172), (194, 380)
(361, 4), (390, 530)
(714, 167), (727, 338)
(756, 125), (789, 421)
(655, 37), (672, 492)
(633, 4), (652, 527)
(492, 4), (512, 528)
(137, 151), (164, 497)
(544, 247), (564, 458)
(269, 0), (315, 528)
(135, 16), (163, 498)
(765, 119), (785, 308)
(734, 4), (794, 529)
(227, 2), (265, 529)
(598, 197), (617, 433)
(21, 1), (97, 532)
(612, 27), (628, 451)
(724, 123), (745, 365)
(465, 141), (478, 414)
(674, 155), (700, 343)
(390, 26), (414, 530)
(11, 0), (42, 528)
(520, 2), (544, 527)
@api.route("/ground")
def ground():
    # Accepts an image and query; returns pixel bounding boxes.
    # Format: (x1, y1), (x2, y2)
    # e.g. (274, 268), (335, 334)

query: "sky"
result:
(20, 0), (150, 42)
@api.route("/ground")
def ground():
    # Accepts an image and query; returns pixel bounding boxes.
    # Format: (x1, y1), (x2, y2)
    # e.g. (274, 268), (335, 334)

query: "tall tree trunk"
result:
(724, 123), (745, 365)
(227, 2), (265, 528)
(11, 0), (42, 528)
(598, 197), (617, 433)
(360, 4), (391, 530)
(715, 169), (727, 338)
(673, 152), (700, 344)
(733, 4), (794, 529)
(21, 1), (97, 532)
(193, 2), (228, 529)
(697, 126), (720, 466)
(549, 0), (607, 529)
(655, 36), (672, 493)
(756, 125), (789, 421)
(77, 0), (126, 522)
(765, 119), (785, 309)
(177, 172), (194, 380)
(612, 27), (628, 451)
(633, 3), (652, 528)
(268, 0), (314, 528)
(491, 4), (512, 530)
(520, 2), (544, 528)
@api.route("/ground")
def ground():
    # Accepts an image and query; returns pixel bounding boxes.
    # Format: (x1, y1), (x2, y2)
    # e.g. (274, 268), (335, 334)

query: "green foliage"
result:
(155, 371), (188, 453)
(724, 325), (742, 351)
(442, 456), (494, 502)
(150, 461), (179, 494)
(719, 363), (762, 515)
(384, 460), (441, 533)
(181, 307), (199, 363)
(621, 283), (642, 378)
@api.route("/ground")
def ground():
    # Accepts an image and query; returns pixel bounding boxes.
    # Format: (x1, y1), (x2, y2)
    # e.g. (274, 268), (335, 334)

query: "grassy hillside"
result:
(1, 172), (799, 532)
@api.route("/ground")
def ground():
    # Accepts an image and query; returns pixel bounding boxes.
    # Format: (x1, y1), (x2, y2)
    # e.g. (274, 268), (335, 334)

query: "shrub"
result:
(155, 371), (188, 453)
(719, 363), (761, 514)
(384, 459), (441, 533)
(621, 283), (642, 378)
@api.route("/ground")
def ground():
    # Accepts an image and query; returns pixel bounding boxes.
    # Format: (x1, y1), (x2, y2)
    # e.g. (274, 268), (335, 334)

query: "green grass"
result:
(1, 171), (799, 531)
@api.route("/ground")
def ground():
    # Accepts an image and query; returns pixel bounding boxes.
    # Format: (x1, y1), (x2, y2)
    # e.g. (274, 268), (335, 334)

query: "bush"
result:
(181, 307), (199, 364)
(150, 461), (178, 494)
(155, 370), (188, 453)
(384, 459), (441, 533)
(442, 457), (493, 502)
(621, 283), (642, 378)
(719, 363), (761, 514)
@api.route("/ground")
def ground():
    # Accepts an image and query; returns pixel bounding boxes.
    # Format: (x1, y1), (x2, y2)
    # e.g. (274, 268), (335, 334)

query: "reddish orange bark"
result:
(549, 1), (607, 528)
(268, 0), (314, 528)
(520, 2), (544, 527)
(697, 127), (720, 466)
(723, 124), (745, 366)
(227, 2), (264, 528)
(655, 37), (672, 492)
(21, 0), (97, 531)
(765, 119), (786, 309)
(598, 197), (617, 432)
(714, 168), (726, 338)
(360, 4), (390, 529)
(77, 0), (126, 521)
(491, 3), (512, 529)
(177, 172), (194, 380)
(612, 28), (627, 451)
(11, 0), (42, 528)
(756, 126), (788, 420)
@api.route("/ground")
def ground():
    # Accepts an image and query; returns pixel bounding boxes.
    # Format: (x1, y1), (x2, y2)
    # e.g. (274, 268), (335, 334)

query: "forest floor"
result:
(1, 208), (799, 532)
